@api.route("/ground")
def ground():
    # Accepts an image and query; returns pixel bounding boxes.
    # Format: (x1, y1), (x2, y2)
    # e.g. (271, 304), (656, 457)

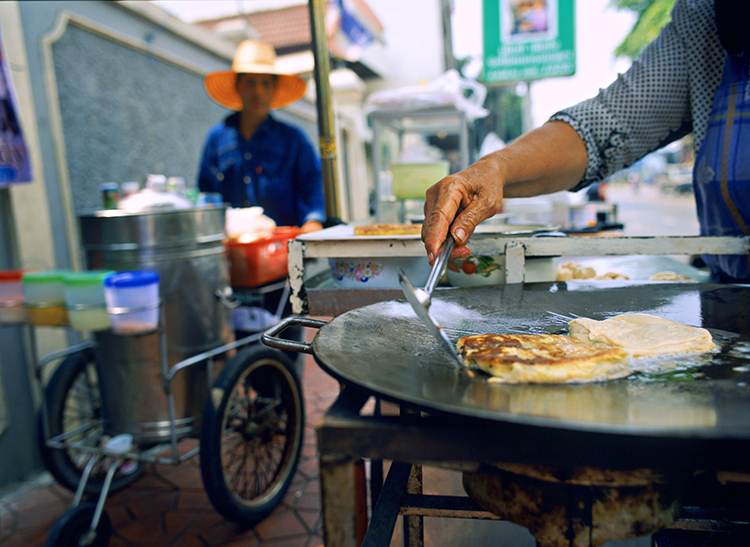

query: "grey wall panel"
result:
(52, 23), (227, 213)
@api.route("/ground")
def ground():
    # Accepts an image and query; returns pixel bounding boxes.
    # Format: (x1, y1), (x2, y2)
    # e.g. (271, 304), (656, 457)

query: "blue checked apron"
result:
(693, 51), (750, 283)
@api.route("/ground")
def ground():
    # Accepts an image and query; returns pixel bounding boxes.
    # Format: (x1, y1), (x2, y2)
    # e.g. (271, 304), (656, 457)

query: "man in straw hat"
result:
(198, 40), (325, 233)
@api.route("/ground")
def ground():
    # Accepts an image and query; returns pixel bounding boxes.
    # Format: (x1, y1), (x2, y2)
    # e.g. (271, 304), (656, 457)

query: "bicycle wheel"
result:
(40, 348), (143, 495)
(200, 344), (304, 524)
(45, 503), (112, 547)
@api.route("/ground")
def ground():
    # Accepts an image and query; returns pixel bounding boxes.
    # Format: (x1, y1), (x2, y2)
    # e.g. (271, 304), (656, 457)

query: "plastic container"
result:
(224, 226), (301, 287)
(104, 270), (160, 335)
(100, 182), (120, 209)
(64, 270), (114, 331)
(22, 270), (71, 326)
(0, 270), (28, 324)
(391, 162), (449, 199)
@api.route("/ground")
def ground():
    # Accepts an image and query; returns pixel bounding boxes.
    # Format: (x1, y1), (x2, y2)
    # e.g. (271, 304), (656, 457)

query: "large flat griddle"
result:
(311, 281), (750, 441)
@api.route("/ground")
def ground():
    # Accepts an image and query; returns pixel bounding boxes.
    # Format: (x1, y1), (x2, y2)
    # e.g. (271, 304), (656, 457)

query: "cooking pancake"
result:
(568, 313), (716, 358)
(456, 333), (630, 384)
(353, 223), (422, 236)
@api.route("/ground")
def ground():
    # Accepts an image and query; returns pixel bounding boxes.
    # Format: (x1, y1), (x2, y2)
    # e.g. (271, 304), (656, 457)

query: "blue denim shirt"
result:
(198, 112), (326, 227)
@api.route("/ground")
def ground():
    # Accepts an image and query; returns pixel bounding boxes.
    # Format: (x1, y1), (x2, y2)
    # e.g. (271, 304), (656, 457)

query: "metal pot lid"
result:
(312, 281), (750, 439)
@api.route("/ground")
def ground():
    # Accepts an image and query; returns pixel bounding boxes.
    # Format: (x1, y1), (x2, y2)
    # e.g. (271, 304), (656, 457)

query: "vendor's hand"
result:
(300, 220), (324, 233)
(421, 157), (504, 265)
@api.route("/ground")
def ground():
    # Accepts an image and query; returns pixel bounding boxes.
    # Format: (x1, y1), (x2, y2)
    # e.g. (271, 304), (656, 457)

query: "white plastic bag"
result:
(364, 69), (489, 121)
(478, 132), (506, 158)
(117, 189), (193, 212)
(225, 207), (276, 243)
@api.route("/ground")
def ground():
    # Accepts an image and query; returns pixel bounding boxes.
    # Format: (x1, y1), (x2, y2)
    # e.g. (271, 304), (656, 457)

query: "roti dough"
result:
(456, 333), (630, 384)
(568, 313), (716, 357)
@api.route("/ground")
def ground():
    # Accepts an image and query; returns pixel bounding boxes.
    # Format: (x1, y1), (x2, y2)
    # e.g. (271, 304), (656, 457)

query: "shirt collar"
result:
(223, 112), (276, 135)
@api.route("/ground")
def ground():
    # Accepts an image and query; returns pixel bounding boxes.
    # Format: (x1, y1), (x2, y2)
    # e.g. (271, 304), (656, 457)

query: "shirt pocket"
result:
(255, 157), (287, 200)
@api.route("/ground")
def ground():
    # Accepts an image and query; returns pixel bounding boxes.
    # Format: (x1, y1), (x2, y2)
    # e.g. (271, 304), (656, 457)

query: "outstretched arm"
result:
(421, 120), (587, 264)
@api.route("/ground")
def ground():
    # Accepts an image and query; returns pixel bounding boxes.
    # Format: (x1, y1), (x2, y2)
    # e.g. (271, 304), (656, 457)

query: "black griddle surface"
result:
(312, 281), (750, 439)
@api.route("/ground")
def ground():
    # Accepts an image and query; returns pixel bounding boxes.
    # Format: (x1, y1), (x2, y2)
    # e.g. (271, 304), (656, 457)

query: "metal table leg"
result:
(320, 454), (359, 547)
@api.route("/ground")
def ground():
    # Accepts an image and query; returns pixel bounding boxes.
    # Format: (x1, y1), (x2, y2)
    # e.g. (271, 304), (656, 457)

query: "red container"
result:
(224, 227), (302, 287)
(0, 270), (28, 324)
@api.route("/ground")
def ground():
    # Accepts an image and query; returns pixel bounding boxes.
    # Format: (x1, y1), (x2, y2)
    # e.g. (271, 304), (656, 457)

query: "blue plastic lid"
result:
(104, 270), (159, 288)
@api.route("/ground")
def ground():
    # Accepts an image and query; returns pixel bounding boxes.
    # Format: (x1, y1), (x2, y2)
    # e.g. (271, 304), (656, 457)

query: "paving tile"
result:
(0, 502), (18, 539)
(6, 525), (50, 547)
(115, 517), (167, 545)
(13, 483), (71, 513)
(14, 499), (68, 533)
(107, 503), (136, 529)
(197, 519), (257, 546)
(295, 457), (318, 480)
(125, 471), (181, 492)
(0, 358), (342, 547)
(108, 534), (132, 547)
(155, 461), (204, 489)
(223, 534), (262, 547)
(294, 508), (320, 533)
(125, 490), (179, 520)
(260, 535), (310, 547)
(292, 490), (320, 513)
(176, 492), (212, 515)
(162, 508), (199, 536)
(167, 534), (207, 547)
(253, 508), (307, 541)
(186, 506), (228, 531)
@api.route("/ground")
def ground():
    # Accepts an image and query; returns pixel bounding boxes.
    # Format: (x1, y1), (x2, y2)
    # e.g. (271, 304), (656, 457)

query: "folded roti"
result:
(353, 223), (421, 236)
(456, 333), (630, 384)
(568, 313), (716, 357)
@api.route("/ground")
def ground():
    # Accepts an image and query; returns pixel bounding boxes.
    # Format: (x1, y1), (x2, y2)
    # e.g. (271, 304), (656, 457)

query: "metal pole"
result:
(439, 0), (456, 72)
(308, 0), (342, 223)
(522, 81), (533, 133)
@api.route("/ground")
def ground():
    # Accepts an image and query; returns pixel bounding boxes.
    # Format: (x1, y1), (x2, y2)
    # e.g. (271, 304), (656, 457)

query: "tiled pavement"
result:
(0, 350), (341, 547)
(0, 332), (653, 547)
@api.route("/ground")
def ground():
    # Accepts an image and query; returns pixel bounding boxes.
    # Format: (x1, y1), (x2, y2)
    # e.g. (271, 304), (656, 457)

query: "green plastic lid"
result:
(63, 270), (115, 286)
(22, 270), (73, 284)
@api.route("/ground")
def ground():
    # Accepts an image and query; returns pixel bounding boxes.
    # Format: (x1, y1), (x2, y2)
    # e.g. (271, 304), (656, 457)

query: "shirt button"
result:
(216, 172), (224, 181)
(244, 152), (252, 160)
(244, 176), (251, 184)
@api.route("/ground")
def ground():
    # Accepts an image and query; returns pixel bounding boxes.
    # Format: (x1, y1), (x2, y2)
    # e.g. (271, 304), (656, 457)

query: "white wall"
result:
(359, 0), (446, 94)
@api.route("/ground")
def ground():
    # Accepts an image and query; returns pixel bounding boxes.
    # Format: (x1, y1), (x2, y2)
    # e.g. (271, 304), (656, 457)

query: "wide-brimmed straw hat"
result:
(204, 40), (307, 110)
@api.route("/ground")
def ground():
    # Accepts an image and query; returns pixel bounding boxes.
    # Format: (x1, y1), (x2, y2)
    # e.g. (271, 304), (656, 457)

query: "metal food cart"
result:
(265, 231), (750, 547)
(27, 207), (304, 547)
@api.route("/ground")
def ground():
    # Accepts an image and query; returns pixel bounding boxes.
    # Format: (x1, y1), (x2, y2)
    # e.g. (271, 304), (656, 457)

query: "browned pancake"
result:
(353, 223), (422, 236)
(456, 333), (630, 384)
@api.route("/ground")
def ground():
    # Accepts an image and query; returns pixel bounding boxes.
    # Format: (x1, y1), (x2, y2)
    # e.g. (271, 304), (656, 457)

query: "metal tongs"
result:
(398, 238), (464, 367)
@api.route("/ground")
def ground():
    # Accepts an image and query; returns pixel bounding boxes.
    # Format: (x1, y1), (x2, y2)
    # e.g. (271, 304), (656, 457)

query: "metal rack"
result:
(370, 107), (470, 222)
(287, 233), (750, 316)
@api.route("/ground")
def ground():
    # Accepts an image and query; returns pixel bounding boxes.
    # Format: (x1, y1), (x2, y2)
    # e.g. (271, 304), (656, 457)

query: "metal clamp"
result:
(261, 316), (327, 354)
(215, 286), (241, 309)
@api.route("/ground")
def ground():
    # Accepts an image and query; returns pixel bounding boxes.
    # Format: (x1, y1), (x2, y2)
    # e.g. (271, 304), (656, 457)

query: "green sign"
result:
(482, 0), (576, 84)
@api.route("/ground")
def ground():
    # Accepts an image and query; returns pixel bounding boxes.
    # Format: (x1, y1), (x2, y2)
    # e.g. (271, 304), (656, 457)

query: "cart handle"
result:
(262, 316), (326, 354)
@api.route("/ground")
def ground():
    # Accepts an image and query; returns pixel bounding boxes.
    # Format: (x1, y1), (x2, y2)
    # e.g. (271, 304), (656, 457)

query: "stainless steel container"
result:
(78, 207), (232, 443)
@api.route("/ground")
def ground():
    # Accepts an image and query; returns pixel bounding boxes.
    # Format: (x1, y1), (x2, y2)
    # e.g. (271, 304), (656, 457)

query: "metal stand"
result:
(316, 385), (750, 547)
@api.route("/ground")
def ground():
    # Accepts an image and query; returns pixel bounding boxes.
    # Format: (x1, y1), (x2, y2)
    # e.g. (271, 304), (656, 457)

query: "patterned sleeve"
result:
(549, 0), (702, 191)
